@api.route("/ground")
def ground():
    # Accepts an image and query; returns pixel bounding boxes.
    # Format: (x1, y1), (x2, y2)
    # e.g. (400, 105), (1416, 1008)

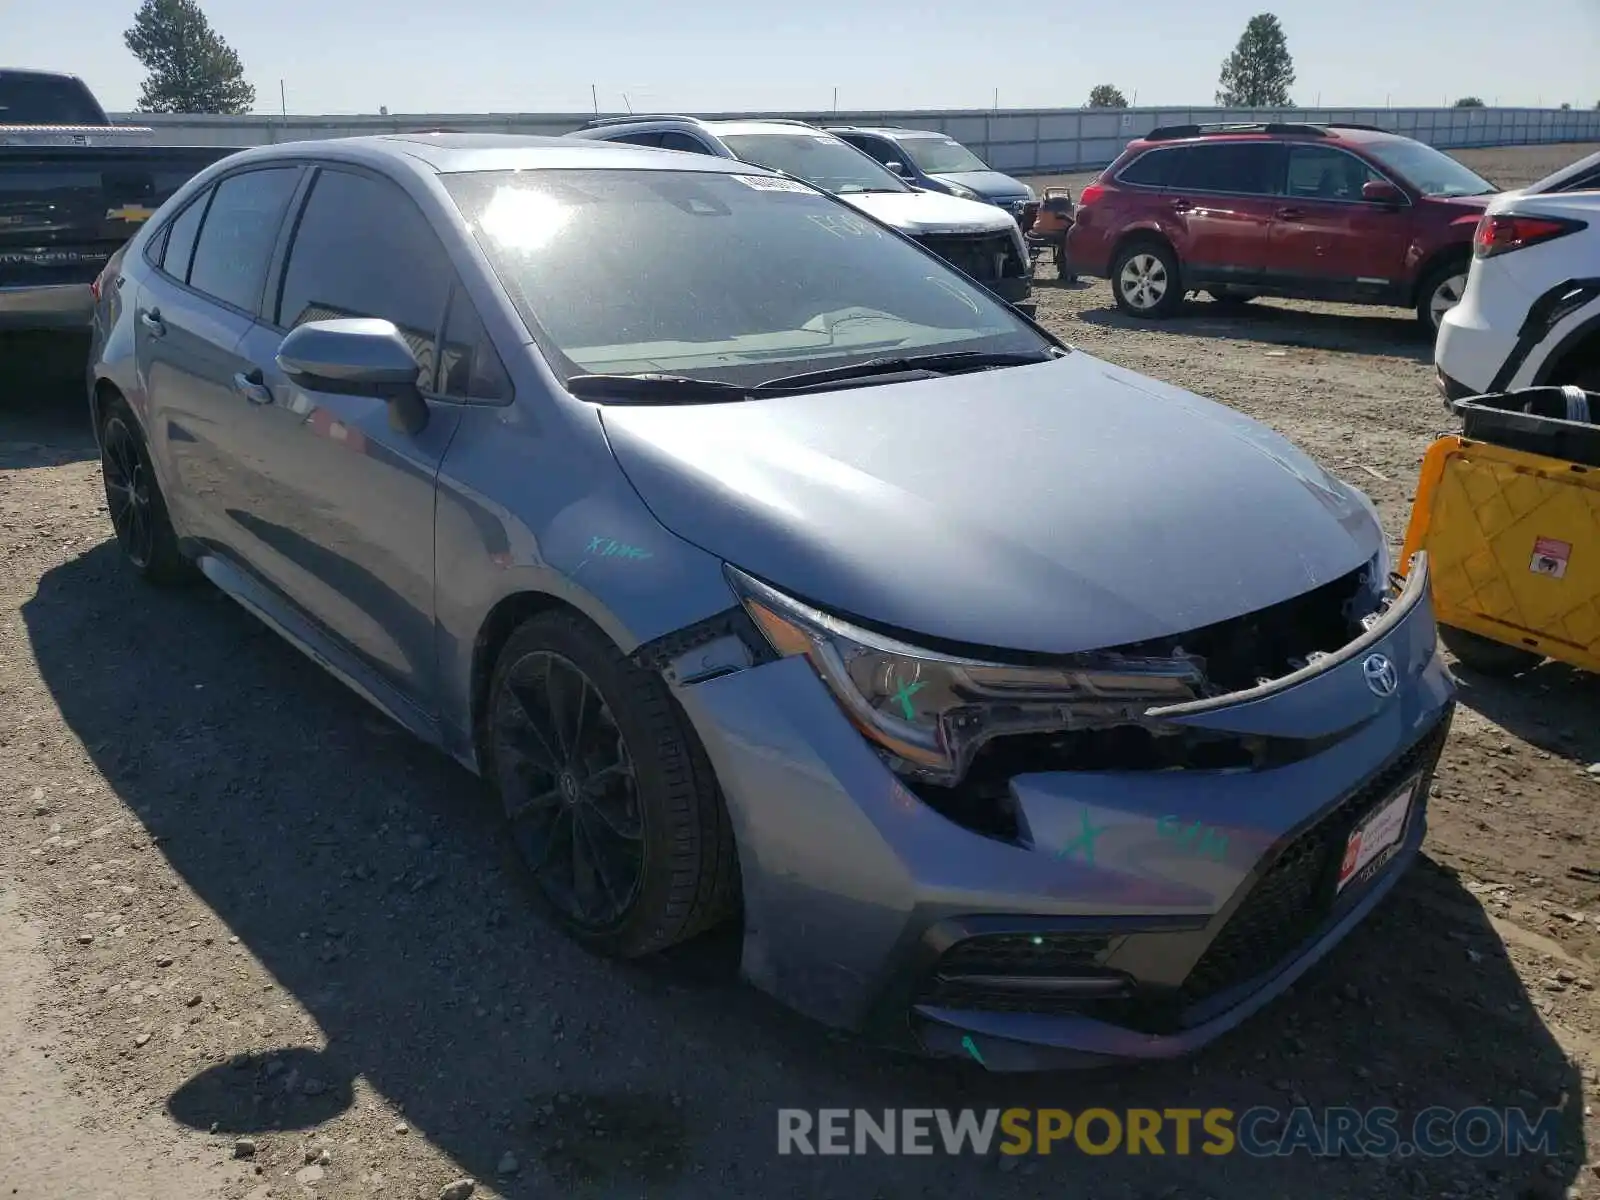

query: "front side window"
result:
(896, 135), (990, 175)
(1285, 146), (1383, 201)
(186, 167), (300, 313)
(1360, 139), (1494, 197)
(840, 135), (898, 168)
(275, 168), (454, 388)
(657, 131), (712, 154)
(717, 133), (909, 194)
(1172, 143), (1285, 196)
(159, 189), (210, 282)
(437, 287), (511, 401)
(442, 168), (1050, 389)
(607, 132), (662, 148)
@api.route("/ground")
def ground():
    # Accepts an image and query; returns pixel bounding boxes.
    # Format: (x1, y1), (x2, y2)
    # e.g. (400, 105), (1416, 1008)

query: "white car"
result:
(563, 116), (1034, 305)
(1434, 150), (1600, 407)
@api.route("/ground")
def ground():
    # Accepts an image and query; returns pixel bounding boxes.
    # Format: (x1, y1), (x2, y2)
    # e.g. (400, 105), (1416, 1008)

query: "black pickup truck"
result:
(1, 68), (238, 330)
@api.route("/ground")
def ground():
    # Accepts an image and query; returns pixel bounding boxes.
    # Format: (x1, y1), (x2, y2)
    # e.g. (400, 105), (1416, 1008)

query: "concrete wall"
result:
(113, 105), (1600, 175)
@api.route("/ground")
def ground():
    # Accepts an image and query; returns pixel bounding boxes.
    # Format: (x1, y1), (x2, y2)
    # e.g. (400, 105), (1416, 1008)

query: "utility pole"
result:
(832, 86), (838, 113)
(622, 93), (632, 114)
(279, 79), (286, 117)
(993, 87), (999, 114)
(591, 84), (598, 115)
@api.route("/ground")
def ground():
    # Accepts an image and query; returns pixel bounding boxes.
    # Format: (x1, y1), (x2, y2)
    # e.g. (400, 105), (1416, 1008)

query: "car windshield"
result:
(897, 135), (990, 175)
(442, 168), (1048, 390)
(717, 132), (911, 194)
(1361, 139), (1497, 197)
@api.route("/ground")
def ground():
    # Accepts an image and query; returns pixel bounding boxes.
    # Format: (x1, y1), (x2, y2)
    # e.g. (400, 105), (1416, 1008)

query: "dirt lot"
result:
(2, 142), (1599, 1200)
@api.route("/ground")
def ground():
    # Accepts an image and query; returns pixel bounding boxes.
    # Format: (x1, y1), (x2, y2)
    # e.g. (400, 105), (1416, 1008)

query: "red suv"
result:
(1066, 123), (1500, 331)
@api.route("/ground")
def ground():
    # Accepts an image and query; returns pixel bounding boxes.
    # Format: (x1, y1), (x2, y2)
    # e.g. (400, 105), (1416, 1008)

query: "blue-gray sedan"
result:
(87, 133), (1455, 1071)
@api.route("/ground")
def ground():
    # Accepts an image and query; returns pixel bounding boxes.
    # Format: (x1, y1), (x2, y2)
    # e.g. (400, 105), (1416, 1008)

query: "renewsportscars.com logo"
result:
(777, 1106), (1562, 1158)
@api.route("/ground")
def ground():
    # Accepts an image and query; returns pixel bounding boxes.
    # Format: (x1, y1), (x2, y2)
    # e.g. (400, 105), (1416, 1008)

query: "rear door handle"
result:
(1169, 198), (1193, 213)
(232, 369), (274, 406)
(138, 308), (165, 337)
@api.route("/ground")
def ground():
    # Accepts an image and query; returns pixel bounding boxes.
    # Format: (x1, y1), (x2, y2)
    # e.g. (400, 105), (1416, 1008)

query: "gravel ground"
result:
(2, 141), (1599, 1200)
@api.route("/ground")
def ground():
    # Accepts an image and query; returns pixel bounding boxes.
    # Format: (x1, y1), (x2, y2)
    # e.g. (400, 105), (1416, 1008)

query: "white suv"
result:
(564, 116), (1033, 305)
(1434, 149), (1600, 407)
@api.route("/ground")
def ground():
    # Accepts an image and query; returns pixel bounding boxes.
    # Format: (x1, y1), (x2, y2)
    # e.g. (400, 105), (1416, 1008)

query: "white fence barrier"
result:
(114, 105), (1600, 175)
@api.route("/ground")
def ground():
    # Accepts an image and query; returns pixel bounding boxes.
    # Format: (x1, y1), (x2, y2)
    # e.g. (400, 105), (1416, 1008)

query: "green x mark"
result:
(890, 679), (927, 720)
(1056, 809), (1108, 866)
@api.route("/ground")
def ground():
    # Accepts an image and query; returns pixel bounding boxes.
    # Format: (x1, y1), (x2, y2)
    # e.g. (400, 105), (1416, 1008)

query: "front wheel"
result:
(1438, 624), (1543, 677)
(1418, 260), (1469, 334)
(1112, 242), (1182, 318)
(485, 611), (738, 957)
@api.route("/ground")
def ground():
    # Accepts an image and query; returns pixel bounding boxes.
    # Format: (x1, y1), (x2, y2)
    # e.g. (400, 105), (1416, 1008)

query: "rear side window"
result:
(1172, 143), (1284, 196)
(275, 167), (454, 388)
(186, 168), (300, 313)
(657, 131), (711, 154)
(1117, 148), (1181, 187)
(159, 190), (210, 282)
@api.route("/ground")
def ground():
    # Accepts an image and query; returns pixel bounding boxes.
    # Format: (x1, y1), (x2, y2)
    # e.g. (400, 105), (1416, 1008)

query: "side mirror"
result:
(276, 318), (429, 435)
(885, 161), (907, 176)
(1362, 180), (1405, 206)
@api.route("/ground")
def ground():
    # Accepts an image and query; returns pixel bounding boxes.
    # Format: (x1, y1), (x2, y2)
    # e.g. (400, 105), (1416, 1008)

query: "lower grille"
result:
(1178, 707), (1453, 1010)
(916, 232), (1024, 283)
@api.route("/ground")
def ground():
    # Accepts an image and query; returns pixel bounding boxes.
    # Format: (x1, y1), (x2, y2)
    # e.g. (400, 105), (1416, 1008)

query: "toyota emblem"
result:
(1362, 653), (1399, 698)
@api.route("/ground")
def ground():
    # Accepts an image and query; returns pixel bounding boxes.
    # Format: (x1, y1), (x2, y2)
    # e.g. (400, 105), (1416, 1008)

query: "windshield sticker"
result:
(807, 213), (875, 239)
(732, 174), (815, 194)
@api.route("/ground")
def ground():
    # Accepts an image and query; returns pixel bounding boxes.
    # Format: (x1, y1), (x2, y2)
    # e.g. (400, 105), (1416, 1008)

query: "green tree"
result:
(1087, 84), (1128, 108)
(1216, 13), (1295, 107)
(124, 0), (254, 114)
(1453, 96), (1485, 108)
(1559, 102), (1572, 110)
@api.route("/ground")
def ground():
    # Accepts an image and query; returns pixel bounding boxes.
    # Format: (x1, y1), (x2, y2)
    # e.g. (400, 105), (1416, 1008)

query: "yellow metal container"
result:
(1400, 434), (1600, 674)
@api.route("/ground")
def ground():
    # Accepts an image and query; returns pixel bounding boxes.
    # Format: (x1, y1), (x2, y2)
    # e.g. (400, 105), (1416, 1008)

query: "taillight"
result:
(1473, 213), (1586, 259)
(1078, 183), (1106, 208)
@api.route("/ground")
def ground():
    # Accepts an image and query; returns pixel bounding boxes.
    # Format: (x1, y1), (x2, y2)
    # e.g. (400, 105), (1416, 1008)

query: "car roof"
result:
(1127, 123), (1408, 151)
(209, 132), (772, 177)
(829, 126), (949, 139)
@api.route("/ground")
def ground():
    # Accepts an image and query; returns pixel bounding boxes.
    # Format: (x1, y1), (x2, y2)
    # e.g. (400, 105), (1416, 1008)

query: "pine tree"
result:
(124, 0), (255, 115)
(1216, 13), (1295, 108)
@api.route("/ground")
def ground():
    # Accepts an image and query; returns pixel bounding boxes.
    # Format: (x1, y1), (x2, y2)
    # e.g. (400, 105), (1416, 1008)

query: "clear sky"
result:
(5, 0), (1596, 116)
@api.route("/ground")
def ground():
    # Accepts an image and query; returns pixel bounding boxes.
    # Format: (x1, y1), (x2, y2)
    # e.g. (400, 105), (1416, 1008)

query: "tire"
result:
(1438, 624), (1542, 677)
(1053, 242), (1077, 283)
(484, 610), (738, 958)
(1208, 287), (1259, 306)
(98, 396), (196, 585)
(1417, 258), (1470, 334)
(1112, 240), (1182, 318)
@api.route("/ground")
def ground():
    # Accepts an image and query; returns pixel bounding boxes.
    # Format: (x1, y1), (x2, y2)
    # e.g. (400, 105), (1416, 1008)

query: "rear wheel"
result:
(485, 611), (738, 957)
(1112, 241), (1182, 318)
(1418, 259), (1470, 334)
(99, 398), (195, 585)
(1439, 624), (1542, 677)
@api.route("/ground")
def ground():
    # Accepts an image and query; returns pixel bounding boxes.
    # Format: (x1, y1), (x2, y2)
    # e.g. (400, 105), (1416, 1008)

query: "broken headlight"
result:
(727, 566), (1205, 786)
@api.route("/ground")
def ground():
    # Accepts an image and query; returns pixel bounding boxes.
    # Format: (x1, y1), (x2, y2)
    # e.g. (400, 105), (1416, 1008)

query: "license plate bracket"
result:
(1336, 773), (1422, 895)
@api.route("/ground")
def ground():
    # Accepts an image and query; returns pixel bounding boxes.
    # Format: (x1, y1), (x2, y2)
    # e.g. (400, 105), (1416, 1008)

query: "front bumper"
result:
(672, 559), (1454, 1068)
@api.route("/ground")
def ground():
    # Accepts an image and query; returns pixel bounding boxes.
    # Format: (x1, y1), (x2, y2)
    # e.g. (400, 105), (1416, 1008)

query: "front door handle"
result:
(1276, 206), (1305, 219)
(232, 370), (274, 405)
(138, 308), (165, 337)
(1169, 197), (1193, 213)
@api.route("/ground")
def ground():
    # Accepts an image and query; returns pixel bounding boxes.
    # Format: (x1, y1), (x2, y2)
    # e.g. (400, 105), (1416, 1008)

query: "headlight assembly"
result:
(726, 566), (1205, 785)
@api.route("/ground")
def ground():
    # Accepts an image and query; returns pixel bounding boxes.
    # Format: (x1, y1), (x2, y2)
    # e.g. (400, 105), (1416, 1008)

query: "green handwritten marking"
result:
(890, 679), (927, 720)
(1055, 809), (1107, 866)
(961, 1035), (988, 1068)
(585, 536), (652, 561)
(1156, 814), (1229, 862)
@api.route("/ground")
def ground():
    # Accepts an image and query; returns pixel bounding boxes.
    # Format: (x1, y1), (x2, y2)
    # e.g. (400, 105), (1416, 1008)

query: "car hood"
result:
(598, 353), (1380, 655)
(837, 188), (1020, 236)
(929, 169), (1031, 202)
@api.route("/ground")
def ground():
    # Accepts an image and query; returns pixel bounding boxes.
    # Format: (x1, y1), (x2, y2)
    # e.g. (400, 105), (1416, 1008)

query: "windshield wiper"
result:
(565, 373), (753, 404)
(759, 349), (1059, 391)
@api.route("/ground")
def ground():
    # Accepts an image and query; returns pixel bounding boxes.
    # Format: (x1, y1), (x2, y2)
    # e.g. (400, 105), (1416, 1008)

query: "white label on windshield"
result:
(731, 174), (816, 193)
